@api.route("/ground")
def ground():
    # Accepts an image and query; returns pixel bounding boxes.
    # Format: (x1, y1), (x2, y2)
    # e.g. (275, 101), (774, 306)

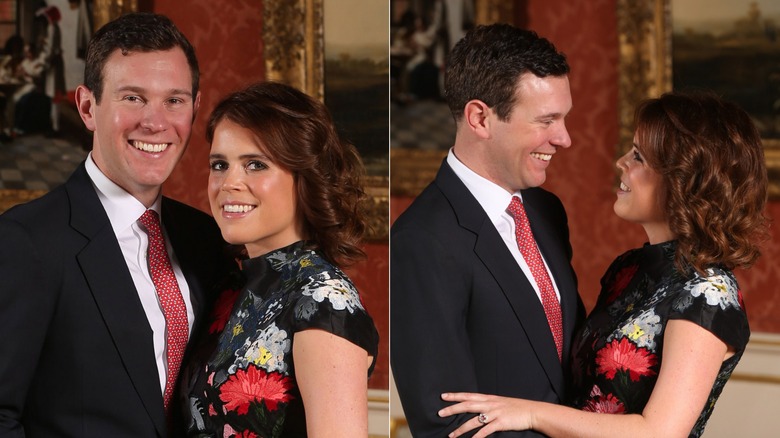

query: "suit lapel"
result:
(435, 162), (565, 397)
(67, 164), (166, 436)
(473, 224), (566, 396)
(161, 199), (205, 317)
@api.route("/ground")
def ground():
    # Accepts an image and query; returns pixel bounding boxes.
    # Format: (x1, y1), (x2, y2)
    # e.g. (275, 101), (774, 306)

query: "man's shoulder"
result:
(522, 186), (562, 203)
(522, 186), (567, 214)
(1, 185), (70, 226)
(162, 197), (212, 220)
(162, 197), (221, 237)
(392, 180), (453, 230)
(161, 197), (227, 255)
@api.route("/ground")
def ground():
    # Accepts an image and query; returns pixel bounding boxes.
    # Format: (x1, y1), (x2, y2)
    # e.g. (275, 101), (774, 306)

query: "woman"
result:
(183, 82), (379, 437)
(439, 92), (768, 437)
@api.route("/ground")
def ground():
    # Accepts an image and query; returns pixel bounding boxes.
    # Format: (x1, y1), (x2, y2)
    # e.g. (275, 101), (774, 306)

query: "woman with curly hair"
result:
(439, 91), (769, 438)
(182, 82), (378, 437)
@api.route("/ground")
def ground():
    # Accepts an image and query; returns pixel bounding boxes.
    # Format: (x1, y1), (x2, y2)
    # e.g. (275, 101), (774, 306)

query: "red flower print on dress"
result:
(606, 265), (639, 303)
(596, 337), (657, 381)
(582, 385), (626, 414)
(219, 365), (294, 415)
(209, 288), (241, 334)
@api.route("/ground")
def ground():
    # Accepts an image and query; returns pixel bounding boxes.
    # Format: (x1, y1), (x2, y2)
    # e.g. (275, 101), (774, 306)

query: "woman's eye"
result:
(633, 150), (644, 163)
(246, 160), (268, 171)
(209, 161), (227, 171)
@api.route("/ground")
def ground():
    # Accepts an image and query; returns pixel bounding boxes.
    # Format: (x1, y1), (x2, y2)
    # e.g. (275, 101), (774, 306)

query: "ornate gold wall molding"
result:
(262, 0), (324, 102)
(475, 0), (514, 25)
(93, 0), (138, 31)
(616, 0), (670, 154)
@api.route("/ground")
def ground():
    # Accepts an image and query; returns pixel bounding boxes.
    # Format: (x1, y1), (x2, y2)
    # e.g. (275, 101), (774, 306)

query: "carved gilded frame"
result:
(93, 0), (138, 30)
(617, 0), (780, 198)
(389, 0), (515, 198)
(263, 0), (388, 240)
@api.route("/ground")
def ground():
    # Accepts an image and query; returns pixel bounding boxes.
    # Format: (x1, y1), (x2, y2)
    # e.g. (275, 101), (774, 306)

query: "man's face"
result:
(78, 48), (199, 205)
(483, 73), (572, 192)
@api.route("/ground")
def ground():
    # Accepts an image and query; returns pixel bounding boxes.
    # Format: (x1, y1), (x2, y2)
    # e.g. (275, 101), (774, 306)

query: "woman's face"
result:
(208, 119), (302, 258)
(614, 133), (673, 244)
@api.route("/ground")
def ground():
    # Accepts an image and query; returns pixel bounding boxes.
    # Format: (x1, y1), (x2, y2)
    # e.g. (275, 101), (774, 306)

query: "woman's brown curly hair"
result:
(206, 82), (367, 267)
(634, 91), (769, 274)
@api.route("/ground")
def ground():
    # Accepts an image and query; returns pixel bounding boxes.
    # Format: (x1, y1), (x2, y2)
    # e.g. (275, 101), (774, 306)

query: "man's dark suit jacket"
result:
(391, 160), (584, 437)
(0, 163), (231, 437)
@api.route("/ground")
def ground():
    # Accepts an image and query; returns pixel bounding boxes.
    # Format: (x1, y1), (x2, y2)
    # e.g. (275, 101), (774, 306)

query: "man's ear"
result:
(75, 85), (97, 132)
(463, 99), (492, 139)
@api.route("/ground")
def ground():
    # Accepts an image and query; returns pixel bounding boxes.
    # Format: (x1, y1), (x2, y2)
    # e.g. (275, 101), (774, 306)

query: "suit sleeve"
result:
(391, 225), (481, 438)
(0, 218), (55, 436)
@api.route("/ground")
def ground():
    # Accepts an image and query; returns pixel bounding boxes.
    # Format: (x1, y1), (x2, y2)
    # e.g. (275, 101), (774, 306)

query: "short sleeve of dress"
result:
(668, 268), (750, 353)
(289, 272), (380, 371)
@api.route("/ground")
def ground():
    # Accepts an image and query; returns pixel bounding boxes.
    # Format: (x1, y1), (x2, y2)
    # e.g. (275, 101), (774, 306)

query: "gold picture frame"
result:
(389, 0), (515, 198)
(262, 0), (389, 240)
(93, 0), (138, 30)
(617, 0), (780, 198)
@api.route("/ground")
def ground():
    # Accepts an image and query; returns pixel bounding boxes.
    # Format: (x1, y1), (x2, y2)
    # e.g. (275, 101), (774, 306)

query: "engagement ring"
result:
(477, 413), (489, 424)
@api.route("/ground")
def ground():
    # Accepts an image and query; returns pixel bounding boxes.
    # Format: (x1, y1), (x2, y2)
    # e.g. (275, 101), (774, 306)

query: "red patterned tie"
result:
(507, 196), (563, 361)
(139, 210), (189, 411)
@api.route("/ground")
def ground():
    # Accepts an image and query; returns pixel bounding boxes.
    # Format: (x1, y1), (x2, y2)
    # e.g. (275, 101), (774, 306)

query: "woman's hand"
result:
(438, 392), (536, 438)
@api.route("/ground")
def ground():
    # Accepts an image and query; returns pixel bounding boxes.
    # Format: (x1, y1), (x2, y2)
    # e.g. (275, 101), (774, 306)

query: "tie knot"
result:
(139, 209), (161, 234)
(507, 196), (524, 218)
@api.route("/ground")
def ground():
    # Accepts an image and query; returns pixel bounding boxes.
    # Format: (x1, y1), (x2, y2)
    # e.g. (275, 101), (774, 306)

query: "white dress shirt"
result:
(447, 149), (561, 302)
(85, 154), (195, 393)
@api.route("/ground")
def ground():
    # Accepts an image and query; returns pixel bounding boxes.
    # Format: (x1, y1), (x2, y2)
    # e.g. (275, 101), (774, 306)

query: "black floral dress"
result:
(183, 241), (379, 437)
(569, 241), (749, 437)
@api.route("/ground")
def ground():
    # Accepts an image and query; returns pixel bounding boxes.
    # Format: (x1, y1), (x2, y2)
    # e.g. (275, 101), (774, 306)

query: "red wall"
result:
(393, 0), (779, 333)
(152, 1), (390, 389)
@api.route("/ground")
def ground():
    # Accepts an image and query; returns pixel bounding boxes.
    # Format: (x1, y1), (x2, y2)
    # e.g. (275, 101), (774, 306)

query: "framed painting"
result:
(389, 0), (515, 198)
(0, 0), (122, 214)
(617, 0), (780, 198)
(263, 0), (389, 240)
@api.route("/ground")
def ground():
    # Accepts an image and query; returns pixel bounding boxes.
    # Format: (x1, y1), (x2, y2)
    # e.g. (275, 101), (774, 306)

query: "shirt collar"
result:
(447, 148), (523, 223)
(85, 153), (162, 234)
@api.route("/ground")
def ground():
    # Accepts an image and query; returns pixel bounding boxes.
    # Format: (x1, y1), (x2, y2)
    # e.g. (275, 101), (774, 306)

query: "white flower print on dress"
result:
(613, 309), (662, 350)
(300, 273), (364, 313)
(684, 271), (740, 310)
(241, 322), (291, 374)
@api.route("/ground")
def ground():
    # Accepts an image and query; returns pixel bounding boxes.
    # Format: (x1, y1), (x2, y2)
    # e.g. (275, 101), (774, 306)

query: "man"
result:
(0, 13), (230, 437)
(391, 24), (585, 437)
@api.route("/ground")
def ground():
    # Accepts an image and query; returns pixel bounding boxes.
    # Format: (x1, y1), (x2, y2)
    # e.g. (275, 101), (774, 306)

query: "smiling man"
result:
(0, 13), (231, 437)
(391, 24), (585, 437)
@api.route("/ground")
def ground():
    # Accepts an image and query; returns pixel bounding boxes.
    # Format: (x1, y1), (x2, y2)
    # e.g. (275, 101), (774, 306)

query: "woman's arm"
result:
(294, 328), (371, 437)
(440, 319), (728, 438)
